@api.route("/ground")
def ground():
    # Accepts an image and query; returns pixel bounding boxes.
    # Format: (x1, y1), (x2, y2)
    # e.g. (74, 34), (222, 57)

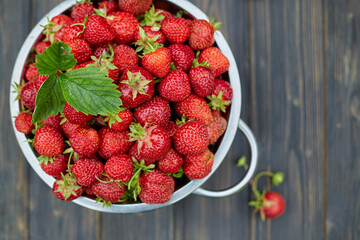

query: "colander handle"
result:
(193, 119), (258, 198)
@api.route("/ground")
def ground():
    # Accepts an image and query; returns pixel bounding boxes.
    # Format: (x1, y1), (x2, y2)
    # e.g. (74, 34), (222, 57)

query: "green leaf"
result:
(32, 74), (65, 123)
(60, 68), (122, 116)
(35, 42), (77, 75)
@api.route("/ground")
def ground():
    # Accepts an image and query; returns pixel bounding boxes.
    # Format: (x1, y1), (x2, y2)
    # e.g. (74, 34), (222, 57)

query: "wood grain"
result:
(324, 0), (360, 239)
(248, 0), (325, 239)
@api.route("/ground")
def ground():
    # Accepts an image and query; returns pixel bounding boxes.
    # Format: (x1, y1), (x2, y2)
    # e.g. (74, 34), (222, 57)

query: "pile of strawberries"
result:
(14, 0), (233, 205)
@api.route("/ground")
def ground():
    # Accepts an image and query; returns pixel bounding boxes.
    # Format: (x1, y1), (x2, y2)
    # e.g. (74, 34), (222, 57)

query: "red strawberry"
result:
(34, 126), (65, 157)
(52, 173), (83, 201)
(134, 96), (171, 127)
(92, 177), (126, 203)
(98, 127), (133, 159)
(207, 116), (227, 145)
(189, 66), (215, 97)
(139, 6), (171, 27)
(20, 81), (37, 110)
(189, 19), (219, 51)
(155, 9), (173, 23)
(98, 1), (119, 14)
(158, 69), (191, 102)
(113, 44), (139, 74)
(128, 143), (156, 166)
(14, 112), (34, 134)
(161, 17), (190, 44)
(42, 14), (72, 43)
(70, 1), (95, 21)
(41, 114), (62, 132)
(83, 184), (95, 196)
(211, 109), (222, 117)
(84, 15), (115, 45)
(35, 74), (49, 90)
(61, 121), (90, 138)
(108, 109), (133, 132)
(139, 169), (175, 204)
(118, 0), (152, 15)
(25, 64), (38, 82)
(174, 94), (213, 125)
(72, 158), (104, 186)
(63, 102), (93, 124)
(67, 38), (92, 63)
(129, 123), (171, 162)
(208, 79), (233, 111)
(183, 148), (214, 179)
(199, 47), (230, 77)
(107, 12), (139, 44)
(92, 44), (110, 58)
(69, 128), (100, 155)
(142, 47), (171, 78)
(52, 14), (72, 26)
(173, 121), (208, 155)
(168, 43), (195, 72)
(118, 66), (154, 108)
(104, 154), (134, 182)
(62, 20), (85, 43)
(40, 154), (69, 178)
(72, 60), (94, 70)
(158, 148), (184, 174)
(35, 41), (50, 54)
(134, 26), (165, 44)
(261, 192), (286, 219)
(163, 121), (177, 140)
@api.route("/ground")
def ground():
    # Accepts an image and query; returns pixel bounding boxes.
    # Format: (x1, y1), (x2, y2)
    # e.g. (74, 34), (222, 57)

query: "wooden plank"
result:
(0, 0), (31, 239)
(27, 1), (100, 240)
(324, 0), (360, 239)
(248, 0), (325, 239)
(173, 0), (252, 240)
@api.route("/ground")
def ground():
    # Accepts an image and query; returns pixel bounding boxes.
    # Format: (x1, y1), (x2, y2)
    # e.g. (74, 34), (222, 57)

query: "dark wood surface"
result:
(1, 0), (359, 239)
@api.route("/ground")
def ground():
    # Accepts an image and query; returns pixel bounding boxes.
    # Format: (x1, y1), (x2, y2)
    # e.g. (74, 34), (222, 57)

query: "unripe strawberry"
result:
(34, 126), (65, 157)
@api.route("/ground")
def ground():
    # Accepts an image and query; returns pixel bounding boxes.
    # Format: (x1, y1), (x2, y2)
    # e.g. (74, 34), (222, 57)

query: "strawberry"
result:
(72, 158), (104, 186)
(139, 6), (171, 27)
(207, 79), (233, 112)
(20, 81), (37, 110)
(35, 41), (50, 54)
(161, 17), (190, 44)
(107, 108), (133, 132)
(207, 116), (227, 145)
(260, 192), (286, 219)
(69, 128), (100, 155)
(199, 47), (230, 77)
(42, 14), (72, 43)
(61, 121), (90, 138)
(14, 112), (34, 134)
(211, 109), (222, 117)
(128, 144), (156, 166)
(174, 94), (213, 125)
(84, 15), (115, 45)
(163, 121), (177, 140)
(158, 148), (184, 174)
(25, 64), (38, 82)
(142, 47), (171, 78)
(139, 169), (175, 204)
(52, 173), (83, 201)
(134, 96), (171, 127)
(62, 20), (85, 43)
(51, 14), (72, 26)
(34, 126), (65, 157)
(63, 101), (93, 124)
(129, 123), (171, 162)
(98, 127), (133, 159)
(92, 177), (126, 203)
(41, 114), (62, 132)
(189, 19), (220, 51)
(113, 44), (139, 74)
(107, 12), (139, 44)
(83, 184), (95, 196)
(92, 43), (110, 58)
(104, 154), (134, 182)
(67, 38), (92, 63)
(168, 43), (195, 72)
(118, 0), (152, 16)
(183, 148), (214, 179)
(40, 154), (69, 178)
(158, 69), (191, 102)
(35, 74), (49, 90)
(173, 121), (208, 155)
(189, 65), (215, 97)
(98, 1), (119, 14)
(72, 60), (94, 70)
(134, 26), (165, 44)
(155, 9), (173, 23)
(118, 66), (154, 108)
(70, 0), (95, 21)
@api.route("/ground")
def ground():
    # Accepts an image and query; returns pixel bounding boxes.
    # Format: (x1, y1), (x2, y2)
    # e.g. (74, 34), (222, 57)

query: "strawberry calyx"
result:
(175, 115), (194, 127)
(192, 58), (210, 69)
(140, 5), (165, 28)
(41, 17), (64, 43)
(94, 5), (107, 17)
(77, 0), (93, 4)
(38, 155), (54, 165)
(209, 17), (222, 31)
(135, 26), (163, 56)
(12, 79), (26, 101)
(121, 70), (151, 100)
(104, 107), (127, 127)
(170, 167), (184, 178)
(207, 91), (231, 113)
(174, 10), (186, 18)
(95, 197), (113, 207)
(87, 45), (117, 76)
(129, 123), (156, 150)
(70, 16), (88, 36)
(55, 172), (82, 201)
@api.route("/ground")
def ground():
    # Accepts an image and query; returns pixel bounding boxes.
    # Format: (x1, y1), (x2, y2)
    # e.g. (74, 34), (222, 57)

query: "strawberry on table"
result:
(72, 158), (104, 186)
(158, 69), (191, 102)
(98, 127), (133, 159)
(183, 148), (214, 179)
(34, 126), (65, 157)
(14, 112), (34, 134)
(168, 43), (195, 72)
(161, 17), (191, 44)
(69, 128), (100, 155)
(134, 96), (171, 127)
(52, 173), (83, 201)
(199, 47), (230, 77)
(104, 154), (134, 182)
(118, 0), (152, 16)
(84, 15), (115, 45)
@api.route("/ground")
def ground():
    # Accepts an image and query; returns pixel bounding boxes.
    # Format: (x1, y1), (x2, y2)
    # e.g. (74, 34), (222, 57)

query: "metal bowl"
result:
(9, 0), (258, 213)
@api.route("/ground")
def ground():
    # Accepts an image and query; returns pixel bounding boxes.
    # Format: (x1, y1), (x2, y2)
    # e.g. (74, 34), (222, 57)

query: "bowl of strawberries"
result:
(10, 0), (258, 213)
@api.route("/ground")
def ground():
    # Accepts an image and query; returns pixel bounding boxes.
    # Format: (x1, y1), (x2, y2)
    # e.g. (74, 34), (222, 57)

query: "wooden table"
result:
(1, 0), (359, 239)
